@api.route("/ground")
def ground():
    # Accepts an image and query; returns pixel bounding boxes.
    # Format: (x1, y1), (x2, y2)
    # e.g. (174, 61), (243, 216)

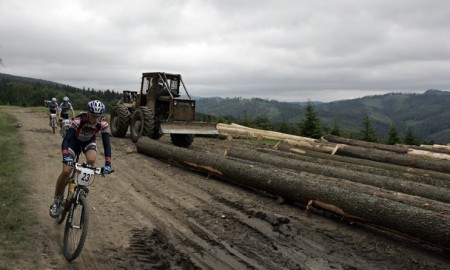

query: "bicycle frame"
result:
(59, 162), (103, 261)
(50, 113), (57, 134)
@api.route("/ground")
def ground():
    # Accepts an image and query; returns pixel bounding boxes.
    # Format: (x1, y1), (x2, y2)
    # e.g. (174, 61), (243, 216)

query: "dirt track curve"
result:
(4, 107), (450, 270)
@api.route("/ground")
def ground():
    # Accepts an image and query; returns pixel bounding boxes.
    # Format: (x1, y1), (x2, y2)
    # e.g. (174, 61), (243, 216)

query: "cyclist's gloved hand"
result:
(62, 155), (74, 166)
(102, 164), (113, 177)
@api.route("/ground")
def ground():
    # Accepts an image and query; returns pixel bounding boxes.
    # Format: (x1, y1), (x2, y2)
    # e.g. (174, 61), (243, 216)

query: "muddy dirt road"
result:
(5, 107), (450, 269)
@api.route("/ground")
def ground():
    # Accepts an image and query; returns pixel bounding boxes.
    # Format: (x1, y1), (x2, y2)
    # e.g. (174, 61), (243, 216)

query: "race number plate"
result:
(76, 167), (94, 186)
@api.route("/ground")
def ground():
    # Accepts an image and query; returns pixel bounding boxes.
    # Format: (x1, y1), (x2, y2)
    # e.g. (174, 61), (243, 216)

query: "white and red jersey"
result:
(70, 112), (110, 141)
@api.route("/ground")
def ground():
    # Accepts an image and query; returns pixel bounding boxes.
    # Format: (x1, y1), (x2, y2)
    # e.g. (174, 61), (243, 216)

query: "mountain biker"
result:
(58, 96), (75, 127)
(44, 97), (59, 126)
(49, 100), (113, 218)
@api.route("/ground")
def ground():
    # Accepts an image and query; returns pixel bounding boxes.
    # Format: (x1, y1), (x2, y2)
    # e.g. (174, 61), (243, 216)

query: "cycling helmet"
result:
(63, 96), (69, 102)
(87, 100), (105, 115)
(51, 97), (57, 102)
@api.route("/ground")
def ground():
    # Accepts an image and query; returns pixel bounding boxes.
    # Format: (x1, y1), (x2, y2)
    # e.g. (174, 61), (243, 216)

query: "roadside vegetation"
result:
(0, 110), (33, 269)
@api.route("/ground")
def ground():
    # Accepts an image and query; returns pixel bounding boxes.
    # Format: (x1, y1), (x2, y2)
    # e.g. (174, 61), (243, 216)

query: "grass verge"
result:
(0, 111), (33, 269)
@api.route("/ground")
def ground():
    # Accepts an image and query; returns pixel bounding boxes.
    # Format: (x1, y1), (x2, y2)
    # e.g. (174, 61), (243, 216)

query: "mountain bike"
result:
(59, 119), (71, 138)
(50, 113), (58, 134)
(56, 160), (112, 261)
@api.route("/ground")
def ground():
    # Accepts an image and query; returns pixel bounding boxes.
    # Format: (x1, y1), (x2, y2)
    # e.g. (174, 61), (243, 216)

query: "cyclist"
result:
(49, 100), (113, 218)
(43, 97), (59, 126)
(58, 96), (75, 128)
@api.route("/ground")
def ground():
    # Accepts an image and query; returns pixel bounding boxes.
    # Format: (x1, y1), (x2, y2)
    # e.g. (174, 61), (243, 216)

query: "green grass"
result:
(0, 111), (33, 268)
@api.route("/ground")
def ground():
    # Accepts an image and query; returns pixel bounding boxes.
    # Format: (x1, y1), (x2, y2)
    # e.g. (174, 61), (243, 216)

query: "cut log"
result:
(407, 148), (450, 161)
(136, 137), (450, 249)
(225, 147), (450, 204)
(334, 144), (450, 174)
(322, 134), (408, 154)
(217, 123), (316, 143)
(259, 148), (450, 189)
(280, 140), (450, 174)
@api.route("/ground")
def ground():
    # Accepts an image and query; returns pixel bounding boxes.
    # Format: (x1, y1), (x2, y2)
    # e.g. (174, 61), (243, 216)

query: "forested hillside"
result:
(0, 73), (121, 113)
(2, 72), (449, 144)
(196, 90), (450, 144)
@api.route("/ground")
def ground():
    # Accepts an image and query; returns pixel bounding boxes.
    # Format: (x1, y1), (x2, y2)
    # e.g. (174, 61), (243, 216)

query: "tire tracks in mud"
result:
(5, 107), (450, 270)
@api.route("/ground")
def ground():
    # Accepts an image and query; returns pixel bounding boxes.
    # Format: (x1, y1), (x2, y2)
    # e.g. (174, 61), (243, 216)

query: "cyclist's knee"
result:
(62, 165), (72, 174)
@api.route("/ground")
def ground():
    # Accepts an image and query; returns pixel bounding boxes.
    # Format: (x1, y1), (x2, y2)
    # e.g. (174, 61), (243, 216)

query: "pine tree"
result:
(299, 102), (322, 139)
(404, 127), (419, 145)
(330, 121), (341, 136)
(387, 125), (400, 145)
(360, 114), (378, 142)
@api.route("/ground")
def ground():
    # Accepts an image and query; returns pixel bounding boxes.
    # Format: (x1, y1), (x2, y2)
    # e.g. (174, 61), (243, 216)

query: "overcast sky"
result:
(1, 0), (450, 102)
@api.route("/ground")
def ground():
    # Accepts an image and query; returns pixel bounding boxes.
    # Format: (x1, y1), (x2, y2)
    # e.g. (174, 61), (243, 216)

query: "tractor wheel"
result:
(130, 108), (156, 143)
(110, 104), (130, 137)
(170, 134), (194, 147)
(141, 107), (156, 137)
(151, 120), (163, 139)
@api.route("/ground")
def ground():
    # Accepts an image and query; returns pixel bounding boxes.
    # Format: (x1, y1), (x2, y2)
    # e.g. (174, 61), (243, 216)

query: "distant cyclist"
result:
(44, 97), (59, 126)
(58, 96), (75, 127)
(49, 100), (113, 218)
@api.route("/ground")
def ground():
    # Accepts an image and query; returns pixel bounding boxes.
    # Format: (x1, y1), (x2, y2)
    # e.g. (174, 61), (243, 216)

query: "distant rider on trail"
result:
(58, 96), (75, 128)
(49, 100), (113, 218)
(44, 97), (59, 126)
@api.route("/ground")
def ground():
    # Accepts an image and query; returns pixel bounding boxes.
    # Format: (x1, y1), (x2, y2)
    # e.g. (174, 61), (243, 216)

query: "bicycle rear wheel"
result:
(52, 119), (56, 134)
(63, 194), (89, 261)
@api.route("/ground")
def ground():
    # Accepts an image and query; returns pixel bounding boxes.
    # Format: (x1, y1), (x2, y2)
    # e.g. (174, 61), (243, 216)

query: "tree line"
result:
(205, 102), (421, 146)
(0, 76), (423, 145)
(0, 77), (121, 113)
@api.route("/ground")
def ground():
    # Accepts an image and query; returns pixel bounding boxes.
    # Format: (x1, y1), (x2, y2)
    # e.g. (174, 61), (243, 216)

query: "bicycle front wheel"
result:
(57, 183), (69, 224)
(63, 194), (89, 261)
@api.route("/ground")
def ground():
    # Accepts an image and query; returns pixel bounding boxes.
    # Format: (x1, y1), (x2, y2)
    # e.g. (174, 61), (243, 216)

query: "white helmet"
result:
(63, 96), (69, 102)
(51, 97), (57, 102)
(87, 100), (105, 115)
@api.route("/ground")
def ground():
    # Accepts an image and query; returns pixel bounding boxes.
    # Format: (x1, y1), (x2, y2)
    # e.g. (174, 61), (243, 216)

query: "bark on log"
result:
(322, 134), (408, 154)
(136, 137), (450, 249)
(276, 142), (450, 188)
(217, 123), (316, 143)
(334, 144), (450, 174)
(259, 148), (450, 189)
(225, 148), (450, 204)
(407, 148), (450, 161)
(412, 144), (450, 155)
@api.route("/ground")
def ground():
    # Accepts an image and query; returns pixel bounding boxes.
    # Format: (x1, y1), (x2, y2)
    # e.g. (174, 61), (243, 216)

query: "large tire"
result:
(57, 184), (69, 225)
(130, 107), (156, 143)
(63, 194), (89, 261)
(110, 104), (130, 137)
(151, 120), (163, 139)
(170, 134), (194, 147)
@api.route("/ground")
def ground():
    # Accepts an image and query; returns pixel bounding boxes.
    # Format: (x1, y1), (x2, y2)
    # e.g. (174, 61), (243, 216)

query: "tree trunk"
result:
(258, 148), (450, 189)
(334, 144), (450, 174)
(322, 134), (408, 154)
(136, 137), (450, 249)
(225, 148), (450, 204)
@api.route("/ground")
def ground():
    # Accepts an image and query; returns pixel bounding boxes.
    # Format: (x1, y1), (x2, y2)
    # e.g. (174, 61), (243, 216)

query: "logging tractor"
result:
(110, 72), (218, 147)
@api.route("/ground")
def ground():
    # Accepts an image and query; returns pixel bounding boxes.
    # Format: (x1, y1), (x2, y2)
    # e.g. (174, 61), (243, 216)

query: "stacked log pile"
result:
(136, 126), (450, 250)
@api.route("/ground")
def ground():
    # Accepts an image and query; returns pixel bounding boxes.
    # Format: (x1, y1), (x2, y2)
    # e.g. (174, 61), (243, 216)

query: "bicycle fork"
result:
(67, 188), (89, 229)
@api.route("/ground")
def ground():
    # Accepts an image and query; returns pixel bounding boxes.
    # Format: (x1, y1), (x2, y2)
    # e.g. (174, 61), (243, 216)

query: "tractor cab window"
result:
(167, 78), (180, 97)
(144, 77), (152, 93)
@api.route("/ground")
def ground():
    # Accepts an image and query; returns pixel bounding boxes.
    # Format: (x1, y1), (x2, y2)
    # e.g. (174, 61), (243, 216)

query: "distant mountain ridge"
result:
(196, 89), (450, 144)
(1, 72), (449, 143)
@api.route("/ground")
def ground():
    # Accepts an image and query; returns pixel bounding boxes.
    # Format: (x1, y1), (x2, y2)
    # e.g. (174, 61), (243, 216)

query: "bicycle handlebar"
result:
(71, 162), (114, 177)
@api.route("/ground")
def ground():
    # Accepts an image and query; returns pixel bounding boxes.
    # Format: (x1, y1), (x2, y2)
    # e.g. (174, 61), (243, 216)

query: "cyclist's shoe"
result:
(49, 197), (63, 218)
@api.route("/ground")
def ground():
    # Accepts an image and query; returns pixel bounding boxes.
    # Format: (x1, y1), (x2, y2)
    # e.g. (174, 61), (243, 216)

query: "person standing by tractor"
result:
(58, 96), (75, 128)
(44, 97), (59, 126)
(49, 100), (113, 218)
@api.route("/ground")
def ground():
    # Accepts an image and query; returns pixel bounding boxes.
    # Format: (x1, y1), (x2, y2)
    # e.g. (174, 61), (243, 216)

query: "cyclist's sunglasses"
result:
(89, 113), (102, 118)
